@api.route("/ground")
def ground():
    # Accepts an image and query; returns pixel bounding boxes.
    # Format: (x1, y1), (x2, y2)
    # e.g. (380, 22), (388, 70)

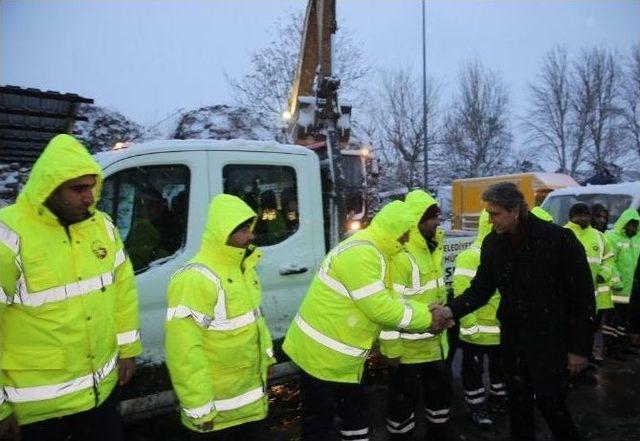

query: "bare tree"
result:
(227, 11), (368, 129)
(621, 45), (640, 160)
(573, 47), (625, 170)
(522, 47), (582, 173)
(437, 60), (513, 180)
(369, 69), (440, 189)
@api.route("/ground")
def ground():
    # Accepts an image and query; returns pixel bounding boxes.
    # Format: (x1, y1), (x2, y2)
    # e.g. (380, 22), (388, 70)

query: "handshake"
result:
(428, 303), (455, 334)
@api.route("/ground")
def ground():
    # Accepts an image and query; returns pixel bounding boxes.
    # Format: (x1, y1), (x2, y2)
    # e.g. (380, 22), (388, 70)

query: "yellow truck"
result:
(452, 172), (578, 230)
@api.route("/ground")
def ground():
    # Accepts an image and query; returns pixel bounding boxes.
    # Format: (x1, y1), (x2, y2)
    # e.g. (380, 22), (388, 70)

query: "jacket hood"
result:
(201, 194), (257, 254)
(613, 208), (640, 234)
(531, 206), (554, 222)
(17, 134), (103, 213)
(473, 210), (492, 247)
(364, 200), (414, 257)
(404, 189), (440, 247)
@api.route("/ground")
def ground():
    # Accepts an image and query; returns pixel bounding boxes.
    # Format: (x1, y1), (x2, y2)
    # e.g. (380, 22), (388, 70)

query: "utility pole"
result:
(421, 0), (429, 190)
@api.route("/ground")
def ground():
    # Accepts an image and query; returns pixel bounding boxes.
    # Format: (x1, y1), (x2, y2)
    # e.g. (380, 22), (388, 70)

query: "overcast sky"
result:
(3, 0), (639, 137)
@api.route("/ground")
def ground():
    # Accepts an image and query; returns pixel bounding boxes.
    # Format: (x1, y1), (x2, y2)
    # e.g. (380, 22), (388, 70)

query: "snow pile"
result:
(0, 162), (29, 204)
(74, 104), (147, 153)
(173, 105), (279, 141)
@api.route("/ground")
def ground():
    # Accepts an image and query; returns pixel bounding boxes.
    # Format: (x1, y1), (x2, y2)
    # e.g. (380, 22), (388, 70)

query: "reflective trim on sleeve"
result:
(379, 330), (400, 340)
(612, 295), (630, 304)
(460, 325), (500, 335)
(587, 256), (601, 264)
(294, 314), (369, 357)
(0, 221), (19, 254)
(400, 331), (436, 340)
(340, 427), (369, 439)
(611, 276), (621, 284)
(617, 242), (631, 249)
(602, 252), (614, 260)
(181, 264), (227, 320)
(597, 285), (611, 294)
(266, 347), (274, 359)
(453, 268), (477, 278)
(117, 329), (141, 345)
(4, 353), (118, 403)
(183, 400), (215, 419)
(392, 284), (405, 295)
(214, 386), (264, 412)
(351, 280), (385, 300)
(166, 305), (261, 331)
(398, 306), (413, 329)
(14, 271), (114, 307)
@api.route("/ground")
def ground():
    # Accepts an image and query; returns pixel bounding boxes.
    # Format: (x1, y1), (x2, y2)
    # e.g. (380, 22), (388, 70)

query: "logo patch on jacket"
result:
(92, 240), (108, 259)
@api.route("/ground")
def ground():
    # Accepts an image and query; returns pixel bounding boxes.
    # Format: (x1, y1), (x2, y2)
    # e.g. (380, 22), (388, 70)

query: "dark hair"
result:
(569, 202), (591, 218)
(591, 203), (609, 216)
(481, 182), (527, 214)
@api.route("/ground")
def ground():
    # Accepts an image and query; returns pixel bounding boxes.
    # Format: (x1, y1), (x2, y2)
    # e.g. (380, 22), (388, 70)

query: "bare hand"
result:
(0, 414), (20, 441)
(567, 353), (588, 377)
(428, 304), (454, 333)
(118, 357), (137, 386)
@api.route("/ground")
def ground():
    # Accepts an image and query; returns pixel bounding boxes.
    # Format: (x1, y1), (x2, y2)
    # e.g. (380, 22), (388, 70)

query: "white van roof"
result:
(546, 181), (640, 197)
(94, 138), (314, 166)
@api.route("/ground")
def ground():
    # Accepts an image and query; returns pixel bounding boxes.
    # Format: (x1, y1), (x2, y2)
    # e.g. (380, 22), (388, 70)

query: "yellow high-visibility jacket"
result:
(283, 200), (432, 384)
(379, 190), (448, 363)
(0, 134), (142, 424)
(165, 194), (275, 432)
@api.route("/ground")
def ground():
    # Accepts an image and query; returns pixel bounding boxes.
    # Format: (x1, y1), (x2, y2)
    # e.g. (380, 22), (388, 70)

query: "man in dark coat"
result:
(432, 182), (595, 441)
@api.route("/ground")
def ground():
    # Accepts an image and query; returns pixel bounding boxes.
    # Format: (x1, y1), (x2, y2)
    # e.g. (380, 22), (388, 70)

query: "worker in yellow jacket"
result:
(379, 190), (452, 440)
(165, 194), (275, 440)
(283, 200), (435, 441)
(0, 134), (142, 441)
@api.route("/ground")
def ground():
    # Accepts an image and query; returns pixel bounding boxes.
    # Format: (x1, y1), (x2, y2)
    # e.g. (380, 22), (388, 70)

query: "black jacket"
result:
(448, 213), (595, 395)
(629, 261), (640, 335)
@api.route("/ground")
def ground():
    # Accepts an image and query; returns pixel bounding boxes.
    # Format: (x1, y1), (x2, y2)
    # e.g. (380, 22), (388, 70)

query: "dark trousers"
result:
(461, 342), (505, 407)
(386, 361), (452, 436)
(184, 419), (269, 441)
(20, 387), (123, 441)
(299, 371), (369, 441)
(507, 353), (580, 441)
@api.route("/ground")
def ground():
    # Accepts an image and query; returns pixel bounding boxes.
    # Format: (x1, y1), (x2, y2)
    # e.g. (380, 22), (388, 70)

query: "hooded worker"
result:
(283, 200), (434, 441)
(0, 134), (142, 441)
(378, 190), (453, 440)
(605, 208), (640, 357)
(165, 194), (275, 440)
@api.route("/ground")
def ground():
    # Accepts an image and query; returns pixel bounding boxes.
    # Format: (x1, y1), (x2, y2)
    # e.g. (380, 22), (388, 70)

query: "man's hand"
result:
(118, 357), (137, 386)
(567, 353), (588, 377)
(429, 304), (455, 333)
(0, 414), (20, 441)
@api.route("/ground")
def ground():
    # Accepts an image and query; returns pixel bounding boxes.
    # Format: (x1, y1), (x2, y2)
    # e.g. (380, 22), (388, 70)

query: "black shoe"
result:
(469, 408), (494, 429)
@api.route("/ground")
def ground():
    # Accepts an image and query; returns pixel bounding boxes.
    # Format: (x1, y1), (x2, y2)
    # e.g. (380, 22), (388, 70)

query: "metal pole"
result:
(422, 0), (429, 190)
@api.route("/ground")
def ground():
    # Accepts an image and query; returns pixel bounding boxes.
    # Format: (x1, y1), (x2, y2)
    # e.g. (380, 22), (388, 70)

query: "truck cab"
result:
(94, 139), (327, 365)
